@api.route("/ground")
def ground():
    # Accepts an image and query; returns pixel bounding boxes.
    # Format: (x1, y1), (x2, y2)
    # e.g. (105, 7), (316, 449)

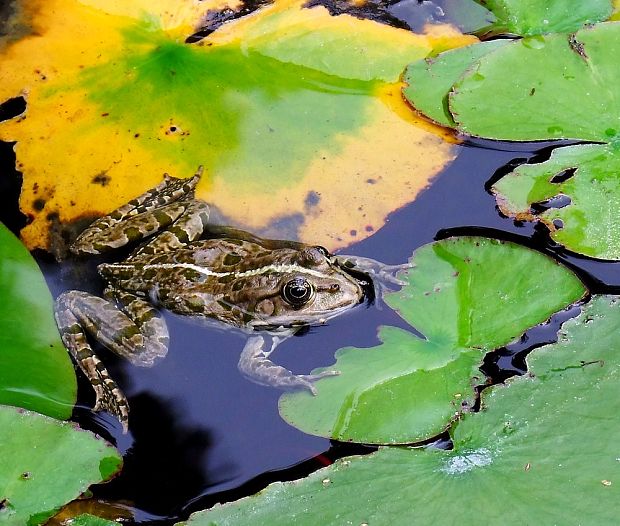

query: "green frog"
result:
(55, 167), (410, 432)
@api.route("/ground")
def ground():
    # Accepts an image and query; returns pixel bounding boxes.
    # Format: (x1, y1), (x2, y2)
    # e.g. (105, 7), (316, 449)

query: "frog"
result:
(54, 167), (410, 432)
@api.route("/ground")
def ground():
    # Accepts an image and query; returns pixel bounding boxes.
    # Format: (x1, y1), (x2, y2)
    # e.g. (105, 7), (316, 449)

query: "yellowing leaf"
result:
(0, 0), (475, 252)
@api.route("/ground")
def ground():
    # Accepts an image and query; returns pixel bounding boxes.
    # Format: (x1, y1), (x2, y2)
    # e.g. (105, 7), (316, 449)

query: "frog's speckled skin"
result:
(54, 168), (410, 432)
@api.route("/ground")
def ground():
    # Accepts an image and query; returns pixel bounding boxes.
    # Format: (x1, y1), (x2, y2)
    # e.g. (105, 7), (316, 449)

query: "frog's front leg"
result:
(334, 254), (413, 300)
(54, 290), (169, 432)
(238, 334), (340, 395)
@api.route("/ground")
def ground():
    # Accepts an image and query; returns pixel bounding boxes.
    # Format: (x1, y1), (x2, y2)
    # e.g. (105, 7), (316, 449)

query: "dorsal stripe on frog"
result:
(106, 262), (331, 280)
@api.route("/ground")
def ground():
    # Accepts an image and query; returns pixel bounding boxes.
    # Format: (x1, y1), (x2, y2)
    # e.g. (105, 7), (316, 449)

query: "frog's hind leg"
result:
(127, 199), (210, 259)
(55, 290), (169, 432)
(71, 167), (205, 256)
(103, 287), (170, 366)
(55, 291), (130, 431)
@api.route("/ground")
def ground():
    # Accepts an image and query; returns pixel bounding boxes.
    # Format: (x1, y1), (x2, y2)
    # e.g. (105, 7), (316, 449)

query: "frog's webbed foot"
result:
(239, 335), (339, 395)
(336, 255), (413, 301)
(90, 359), (130, 433)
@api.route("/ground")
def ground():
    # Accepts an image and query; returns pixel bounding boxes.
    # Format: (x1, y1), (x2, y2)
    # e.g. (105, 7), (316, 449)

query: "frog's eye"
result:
(282, 278), (314, 306)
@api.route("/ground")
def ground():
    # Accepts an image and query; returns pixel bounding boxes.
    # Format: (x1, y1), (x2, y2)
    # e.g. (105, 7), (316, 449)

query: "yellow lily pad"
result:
(0, 0), (475, 252)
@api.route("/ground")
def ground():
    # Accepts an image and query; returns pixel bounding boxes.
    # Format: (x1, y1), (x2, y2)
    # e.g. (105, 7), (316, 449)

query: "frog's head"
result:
(241, 246), (366, 330)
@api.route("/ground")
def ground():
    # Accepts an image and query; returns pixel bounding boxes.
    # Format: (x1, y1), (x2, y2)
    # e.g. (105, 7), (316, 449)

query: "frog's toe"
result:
(379, 263), (414, 285)
(298, 370), (341, 395)
(305, 369), (341, 380)
(382, 274), (407, 286)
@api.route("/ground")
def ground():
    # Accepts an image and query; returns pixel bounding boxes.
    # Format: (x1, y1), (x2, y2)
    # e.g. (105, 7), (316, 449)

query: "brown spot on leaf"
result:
(92, 172), (111, 186)
(568, 34), (588, 61)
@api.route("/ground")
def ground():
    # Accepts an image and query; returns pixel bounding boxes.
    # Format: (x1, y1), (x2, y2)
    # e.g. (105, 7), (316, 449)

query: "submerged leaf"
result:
(450, 23), (620, 141)
(0, 0), (475, 252)
(0, 405), (121, 525)
(0, 222), (76, 419)
(184, 295), (620, 525)
(492, 143), (620, 260)
(278, 237), (585, 444)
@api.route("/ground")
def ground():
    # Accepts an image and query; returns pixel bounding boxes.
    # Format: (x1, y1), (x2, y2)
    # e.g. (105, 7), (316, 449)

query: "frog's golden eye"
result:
(282, 278), (314, 306)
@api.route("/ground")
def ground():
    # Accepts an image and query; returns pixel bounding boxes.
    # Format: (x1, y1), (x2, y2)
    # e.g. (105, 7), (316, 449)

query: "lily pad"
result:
(0, 222), (76, 419)
(479, 0), (612, 35)
(182, 295), (620, 525)
(0, 0), (475, 253)
(492, 142), (620, 260)
(450, 22), (620, 141)
(278, 236), (585, 444)
(0, 405), (122, 525)
(403, 39), (509, 127)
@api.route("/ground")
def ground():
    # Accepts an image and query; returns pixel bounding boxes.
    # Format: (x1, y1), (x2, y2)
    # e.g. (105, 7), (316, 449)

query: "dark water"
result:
(3, 3), (620, 524)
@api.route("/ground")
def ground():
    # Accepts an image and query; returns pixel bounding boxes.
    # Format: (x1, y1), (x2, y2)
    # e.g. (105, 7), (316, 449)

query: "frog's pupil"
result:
(282, 278), (313, 306)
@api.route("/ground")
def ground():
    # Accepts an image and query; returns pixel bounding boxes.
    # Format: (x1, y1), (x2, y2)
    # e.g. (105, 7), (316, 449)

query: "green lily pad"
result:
(492, 142), (620, 260)
(450, 22), (620, 141)
(403, 40), (509, 126)
(182, 295), (620, 526)
(278, 237), (585, 444)
(0, 405), (122, 525)
(0, 223), (76, 419)
(479, 0), (612, 35)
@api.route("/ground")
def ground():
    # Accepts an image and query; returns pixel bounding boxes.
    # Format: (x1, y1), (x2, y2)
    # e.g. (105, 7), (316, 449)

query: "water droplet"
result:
(522, 36), (546, 49)
(440, 448), (493, 474)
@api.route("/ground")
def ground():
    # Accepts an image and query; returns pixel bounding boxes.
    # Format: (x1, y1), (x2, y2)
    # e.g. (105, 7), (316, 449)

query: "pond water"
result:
(2, 1), (619, 524)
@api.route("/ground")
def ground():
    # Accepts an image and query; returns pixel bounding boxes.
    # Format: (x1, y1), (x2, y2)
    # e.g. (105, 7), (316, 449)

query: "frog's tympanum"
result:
(55, 168), (409, 432)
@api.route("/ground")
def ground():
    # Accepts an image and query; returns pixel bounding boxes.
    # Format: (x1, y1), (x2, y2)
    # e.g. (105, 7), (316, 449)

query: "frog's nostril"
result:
(329, 283), (340, 292)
